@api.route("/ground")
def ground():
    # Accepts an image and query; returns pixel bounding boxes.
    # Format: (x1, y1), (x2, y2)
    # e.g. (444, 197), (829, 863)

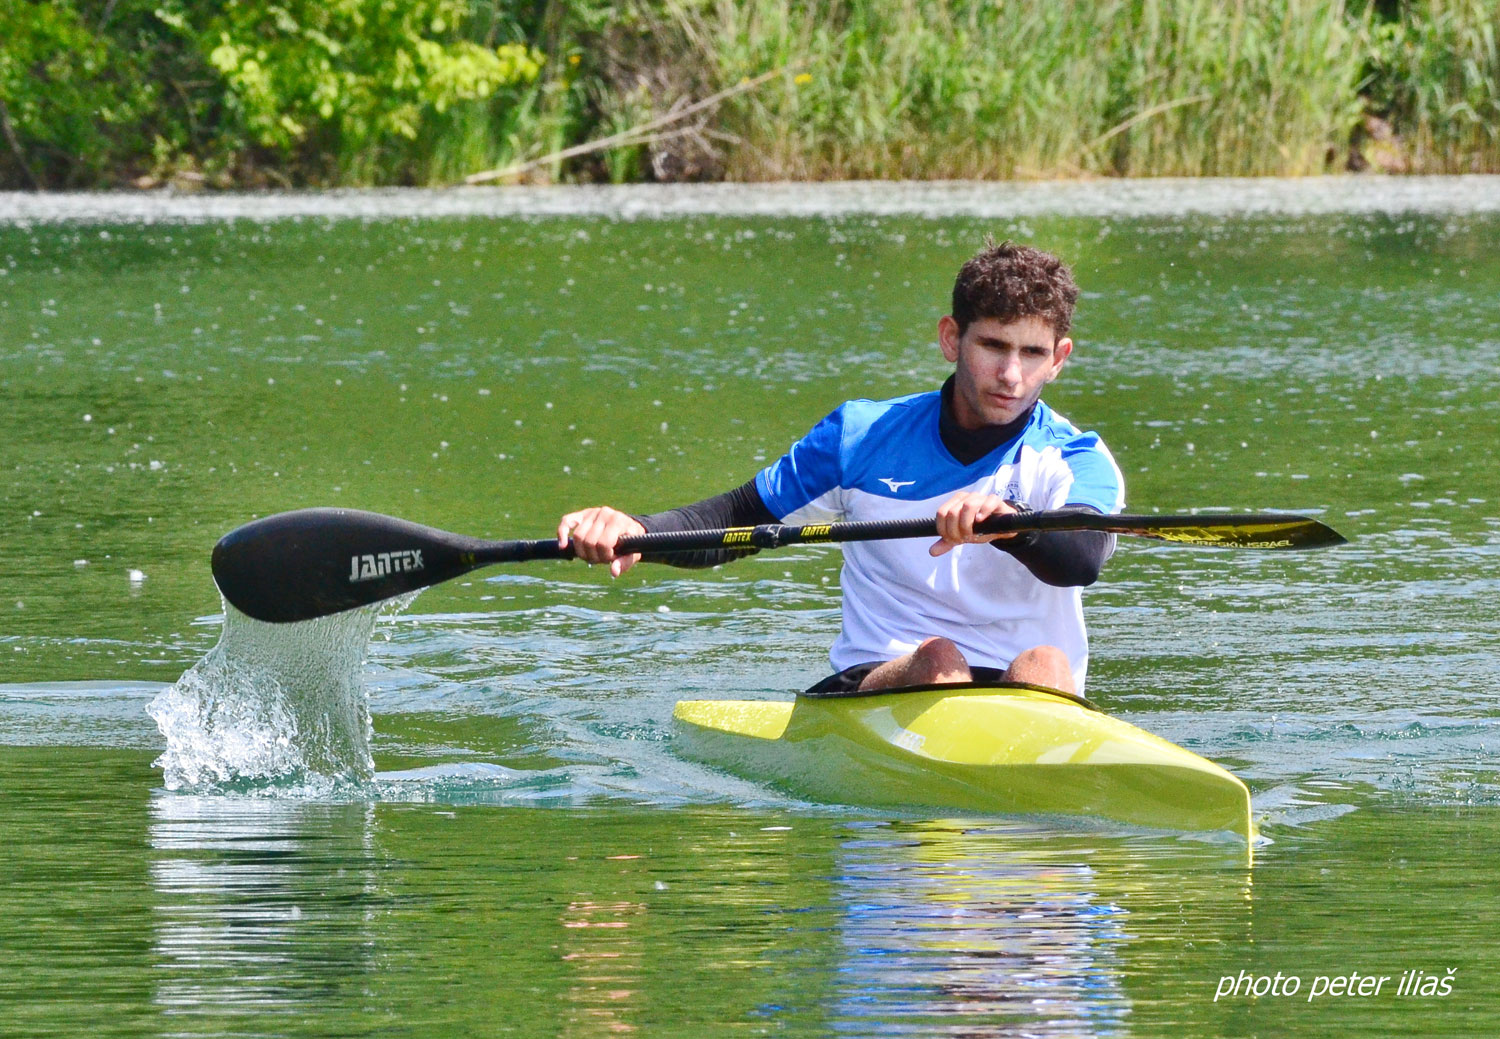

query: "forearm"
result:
(994, 506), (1113, 587)
(633, 479), (778, 568)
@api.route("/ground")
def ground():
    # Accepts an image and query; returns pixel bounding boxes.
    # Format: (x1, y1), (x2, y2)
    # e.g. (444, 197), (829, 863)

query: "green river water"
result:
(2, 182), (1499, 1036)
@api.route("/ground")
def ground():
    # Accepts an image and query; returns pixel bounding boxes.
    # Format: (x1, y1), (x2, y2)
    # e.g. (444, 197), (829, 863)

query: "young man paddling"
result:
(559, 241), (1124, 695)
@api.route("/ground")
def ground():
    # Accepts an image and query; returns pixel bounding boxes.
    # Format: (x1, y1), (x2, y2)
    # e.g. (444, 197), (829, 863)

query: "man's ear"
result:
(938, 315), (961, 362)
(1046, 337), (1073, 381)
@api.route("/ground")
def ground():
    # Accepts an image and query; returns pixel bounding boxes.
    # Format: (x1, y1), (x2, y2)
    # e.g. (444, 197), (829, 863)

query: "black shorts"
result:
(802, 661), (1011, 696)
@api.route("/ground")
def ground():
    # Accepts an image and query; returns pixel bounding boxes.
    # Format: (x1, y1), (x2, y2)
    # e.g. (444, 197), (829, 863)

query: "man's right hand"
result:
(930, 492), (1020, 556)
(557, 506), (646, 577)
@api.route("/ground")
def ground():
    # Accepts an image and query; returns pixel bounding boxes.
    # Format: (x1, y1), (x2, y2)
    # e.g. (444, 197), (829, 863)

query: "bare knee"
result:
(1004, 645), (1075, 694)
(858, 636), (972, 690)
(912, 637), (970, 680)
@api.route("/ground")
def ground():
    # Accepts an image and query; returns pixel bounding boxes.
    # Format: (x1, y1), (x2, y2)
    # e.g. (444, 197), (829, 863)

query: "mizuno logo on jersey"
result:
(879, 478), (916, 493)
(349, 550), (424, 583)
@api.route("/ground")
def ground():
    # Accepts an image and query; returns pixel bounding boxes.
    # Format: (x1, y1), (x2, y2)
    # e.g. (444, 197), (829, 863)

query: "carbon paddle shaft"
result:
(212, 507), (1346, 623)
(615, 511), (1347, 553)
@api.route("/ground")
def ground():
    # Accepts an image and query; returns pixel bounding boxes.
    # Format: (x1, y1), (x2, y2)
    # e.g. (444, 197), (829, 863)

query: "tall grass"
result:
(675, 0), (1370, 179)
(692, 1), (1115, 179)
(462, 0), (1500, 182)
(1103, 0), (1368, 175)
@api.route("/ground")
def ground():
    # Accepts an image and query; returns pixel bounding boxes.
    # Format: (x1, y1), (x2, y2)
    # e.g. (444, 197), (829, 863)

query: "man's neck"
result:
(938, 376), (1035, 465)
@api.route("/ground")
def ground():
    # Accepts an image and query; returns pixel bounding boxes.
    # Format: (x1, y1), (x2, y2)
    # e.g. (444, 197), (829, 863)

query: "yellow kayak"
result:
(673, 683), (1253, 839)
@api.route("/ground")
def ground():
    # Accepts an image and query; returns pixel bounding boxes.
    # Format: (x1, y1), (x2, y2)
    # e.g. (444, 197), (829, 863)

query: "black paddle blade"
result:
(211, 508), (499, 623)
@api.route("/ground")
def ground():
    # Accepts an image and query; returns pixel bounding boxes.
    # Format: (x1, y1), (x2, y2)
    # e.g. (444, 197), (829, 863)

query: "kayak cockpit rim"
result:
(797, 679), (1100, 713)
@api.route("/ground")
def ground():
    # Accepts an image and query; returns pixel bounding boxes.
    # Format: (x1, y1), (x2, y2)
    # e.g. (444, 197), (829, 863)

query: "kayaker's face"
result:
(938, 314), (1071, 430)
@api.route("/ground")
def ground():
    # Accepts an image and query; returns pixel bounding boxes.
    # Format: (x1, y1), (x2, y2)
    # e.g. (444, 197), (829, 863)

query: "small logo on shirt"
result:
(879, 478), (916, 493)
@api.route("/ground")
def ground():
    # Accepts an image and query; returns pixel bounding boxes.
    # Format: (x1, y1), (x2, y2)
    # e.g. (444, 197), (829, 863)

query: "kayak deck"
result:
(673, 684), (1253, 838)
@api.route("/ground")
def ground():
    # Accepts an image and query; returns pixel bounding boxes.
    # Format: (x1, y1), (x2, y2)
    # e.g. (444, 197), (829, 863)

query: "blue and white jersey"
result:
(755, 391), (1125, 692)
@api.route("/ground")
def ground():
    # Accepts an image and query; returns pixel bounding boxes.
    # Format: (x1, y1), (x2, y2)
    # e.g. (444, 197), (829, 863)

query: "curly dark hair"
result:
(951, 239), (1079, 338)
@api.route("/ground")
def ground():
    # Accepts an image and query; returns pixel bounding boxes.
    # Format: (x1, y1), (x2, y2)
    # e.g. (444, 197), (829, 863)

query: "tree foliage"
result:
(179, 0), (542, 179)
(1, 0), (545, 188)
(0, 2), (141, 187)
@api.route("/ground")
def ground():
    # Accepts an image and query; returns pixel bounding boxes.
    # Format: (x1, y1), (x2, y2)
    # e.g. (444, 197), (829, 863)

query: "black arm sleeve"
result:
(993, 505), (1114, 587)
(631, 479), (780, 569)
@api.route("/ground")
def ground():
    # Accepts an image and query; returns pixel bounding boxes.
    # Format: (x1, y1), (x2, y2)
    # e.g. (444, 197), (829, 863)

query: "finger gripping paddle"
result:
(212, 507), (1347, 624)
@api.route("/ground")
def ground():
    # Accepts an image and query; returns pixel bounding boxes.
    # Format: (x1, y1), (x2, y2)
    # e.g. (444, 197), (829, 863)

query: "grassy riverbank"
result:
(3, 0), (1497, 189)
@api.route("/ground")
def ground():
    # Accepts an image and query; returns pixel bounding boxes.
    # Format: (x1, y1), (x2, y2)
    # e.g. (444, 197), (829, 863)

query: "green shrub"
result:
(162, 0), (543, 183)
(0, 2), (140, 187)
(1363, 0), (1500, 171)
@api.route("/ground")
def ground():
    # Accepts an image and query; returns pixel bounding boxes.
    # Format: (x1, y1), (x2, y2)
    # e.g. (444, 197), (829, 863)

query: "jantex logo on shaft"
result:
(349, 550), (424, 582)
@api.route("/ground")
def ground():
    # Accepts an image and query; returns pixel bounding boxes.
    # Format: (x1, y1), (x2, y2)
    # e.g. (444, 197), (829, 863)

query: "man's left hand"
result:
(930, 493), (1019, 557)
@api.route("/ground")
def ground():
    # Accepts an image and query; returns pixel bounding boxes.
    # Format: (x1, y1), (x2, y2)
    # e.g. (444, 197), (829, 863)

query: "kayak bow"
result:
(673, 683), (1253, 838)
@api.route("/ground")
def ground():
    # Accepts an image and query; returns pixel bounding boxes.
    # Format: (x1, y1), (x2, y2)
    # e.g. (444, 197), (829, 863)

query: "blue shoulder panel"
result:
(1021, 406), (1122, 513)
(755, 404), (847, 518)
(1059, 432), (1123, 513)
(757, 392), (948, 516)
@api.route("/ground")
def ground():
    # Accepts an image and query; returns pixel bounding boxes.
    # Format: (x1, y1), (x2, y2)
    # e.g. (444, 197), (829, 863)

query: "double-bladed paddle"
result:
(211, 507), (1347, 624)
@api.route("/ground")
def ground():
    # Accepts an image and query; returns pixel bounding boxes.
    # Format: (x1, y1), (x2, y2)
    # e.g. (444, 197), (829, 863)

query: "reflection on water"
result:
(831, 825), (1131, 1037)
(821, 822), (1257, 1038)
(136, 790), (1254, 1038)
(560, 896), (648, 1038)
(3, 748), (1482, 1038)
(148, 793), (380, 1029)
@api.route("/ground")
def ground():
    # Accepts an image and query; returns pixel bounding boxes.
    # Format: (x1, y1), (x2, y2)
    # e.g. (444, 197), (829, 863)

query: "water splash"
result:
(147, 599), (411, 791)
